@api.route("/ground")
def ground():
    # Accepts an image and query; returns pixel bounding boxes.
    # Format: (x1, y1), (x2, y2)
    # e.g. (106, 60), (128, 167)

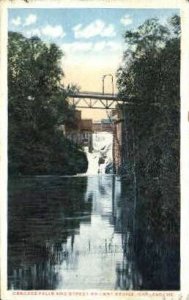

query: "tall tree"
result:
(117, 15), (180, 289)
(8, 32), (87, 175)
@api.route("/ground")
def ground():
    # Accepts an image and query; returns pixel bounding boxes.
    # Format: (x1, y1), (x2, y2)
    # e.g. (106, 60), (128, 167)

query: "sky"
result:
(8, 8), (179, 121)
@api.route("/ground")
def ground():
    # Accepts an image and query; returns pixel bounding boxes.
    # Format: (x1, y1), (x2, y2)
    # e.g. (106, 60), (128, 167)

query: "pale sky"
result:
(9, 8), (179, 120)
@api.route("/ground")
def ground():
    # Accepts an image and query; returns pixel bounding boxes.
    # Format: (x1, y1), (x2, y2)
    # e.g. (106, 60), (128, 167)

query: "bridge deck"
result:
(69, 92), (118, 101)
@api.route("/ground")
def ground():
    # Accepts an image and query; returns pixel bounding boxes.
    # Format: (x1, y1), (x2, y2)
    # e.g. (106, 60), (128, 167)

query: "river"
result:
(8, 132), (179, 290)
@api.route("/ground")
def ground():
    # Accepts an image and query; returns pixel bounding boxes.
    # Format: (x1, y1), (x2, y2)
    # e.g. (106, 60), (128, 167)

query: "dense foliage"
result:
(8, 32), (87, 175)
(117, 15), (180, 289)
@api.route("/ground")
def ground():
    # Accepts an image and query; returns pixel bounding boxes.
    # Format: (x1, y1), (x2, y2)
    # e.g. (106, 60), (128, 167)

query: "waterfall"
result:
(85, 132), (113, 175)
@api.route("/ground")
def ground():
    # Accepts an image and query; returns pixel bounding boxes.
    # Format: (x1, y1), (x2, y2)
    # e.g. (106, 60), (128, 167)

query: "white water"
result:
(85, 132), (113, 175)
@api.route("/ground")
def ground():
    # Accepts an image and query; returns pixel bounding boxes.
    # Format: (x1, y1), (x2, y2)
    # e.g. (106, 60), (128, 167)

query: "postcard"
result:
(0, 0), (189, 299)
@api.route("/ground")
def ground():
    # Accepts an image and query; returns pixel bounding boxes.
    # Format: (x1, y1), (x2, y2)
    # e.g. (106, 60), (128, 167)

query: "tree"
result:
(117, 15), (180, 289)
(8, 32), (87, 175)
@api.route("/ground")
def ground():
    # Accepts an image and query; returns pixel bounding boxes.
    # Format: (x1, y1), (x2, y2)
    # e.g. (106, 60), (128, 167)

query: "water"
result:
(8, 175), (133, 289)
(8, 132), (180, 290)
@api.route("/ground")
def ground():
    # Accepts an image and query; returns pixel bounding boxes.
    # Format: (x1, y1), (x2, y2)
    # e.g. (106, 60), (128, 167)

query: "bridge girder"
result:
(68, 92), (127, 109)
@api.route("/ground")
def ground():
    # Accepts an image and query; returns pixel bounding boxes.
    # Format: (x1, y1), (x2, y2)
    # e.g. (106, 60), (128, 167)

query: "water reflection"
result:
(115, 182), (180, 290)
(56, 175), (125, 289)
(8, 175), (179, 290)
(8, 176), (91, 289)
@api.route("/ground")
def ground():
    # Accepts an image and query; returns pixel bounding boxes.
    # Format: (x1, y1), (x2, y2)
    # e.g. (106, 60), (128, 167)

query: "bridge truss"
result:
(68, 92), (127, 109)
